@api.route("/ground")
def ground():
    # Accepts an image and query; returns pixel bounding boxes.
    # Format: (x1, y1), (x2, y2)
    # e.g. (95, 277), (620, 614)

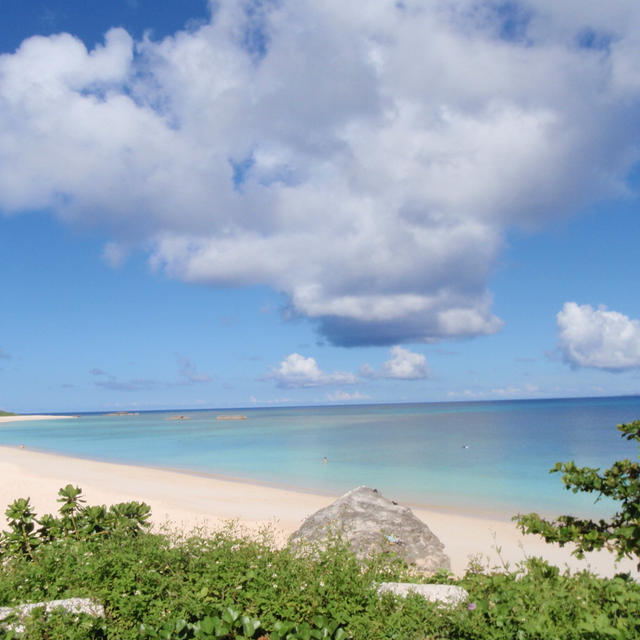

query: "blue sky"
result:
(1, 0), (640, 413)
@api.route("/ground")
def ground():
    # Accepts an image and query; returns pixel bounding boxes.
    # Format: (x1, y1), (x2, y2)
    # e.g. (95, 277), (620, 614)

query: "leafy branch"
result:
(515, 420), (640, 569)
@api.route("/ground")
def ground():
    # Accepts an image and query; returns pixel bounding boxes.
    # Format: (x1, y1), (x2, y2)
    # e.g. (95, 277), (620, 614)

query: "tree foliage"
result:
(515, 420), (640, 569)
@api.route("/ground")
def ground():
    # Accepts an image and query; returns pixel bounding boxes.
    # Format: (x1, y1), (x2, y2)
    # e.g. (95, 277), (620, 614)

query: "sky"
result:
(1, 0), (640, 413)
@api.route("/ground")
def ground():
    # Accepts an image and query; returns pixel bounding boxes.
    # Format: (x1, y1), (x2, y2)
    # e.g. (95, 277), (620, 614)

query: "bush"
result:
(0, 484), (151, 561)
(1, 486), (640, 638)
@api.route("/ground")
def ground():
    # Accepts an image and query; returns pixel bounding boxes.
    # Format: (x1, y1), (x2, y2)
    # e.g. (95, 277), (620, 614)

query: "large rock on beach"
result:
(289, 486), (450, 573)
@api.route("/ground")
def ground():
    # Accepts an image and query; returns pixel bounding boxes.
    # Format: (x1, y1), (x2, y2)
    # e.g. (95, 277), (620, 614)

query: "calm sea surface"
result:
(2, 396), (640, 519)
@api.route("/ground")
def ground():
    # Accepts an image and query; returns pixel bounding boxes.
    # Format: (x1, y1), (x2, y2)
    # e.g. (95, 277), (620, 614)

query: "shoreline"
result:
(6, 441), (520, 524)
(0, 440), (614, 525)
(0, 444), (636, 578)
(0, 415), (76, 423)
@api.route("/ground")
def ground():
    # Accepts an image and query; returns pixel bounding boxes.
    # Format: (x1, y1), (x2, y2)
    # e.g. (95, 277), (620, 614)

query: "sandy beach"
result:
(0, 415), (76, 423)
(0, 444), (636, 579)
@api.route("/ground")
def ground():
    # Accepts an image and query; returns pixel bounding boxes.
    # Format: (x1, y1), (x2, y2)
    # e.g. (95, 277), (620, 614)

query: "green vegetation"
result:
(1, 486), (640, 638)
(0, 410), (17, 417)
(516, 420), (640, 570)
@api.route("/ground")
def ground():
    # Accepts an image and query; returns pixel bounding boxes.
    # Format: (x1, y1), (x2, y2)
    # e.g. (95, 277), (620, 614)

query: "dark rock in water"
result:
(289, 486), (450, 573)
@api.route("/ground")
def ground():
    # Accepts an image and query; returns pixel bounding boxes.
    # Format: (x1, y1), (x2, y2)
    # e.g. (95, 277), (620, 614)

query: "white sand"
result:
(0, 445), (636, 578)
(0, 415), (76, 423)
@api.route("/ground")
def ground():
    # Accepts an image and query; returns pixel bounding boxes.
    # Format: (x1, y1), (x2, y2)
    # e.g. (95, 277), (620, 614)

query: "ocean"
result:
(2, 396), (639, 519)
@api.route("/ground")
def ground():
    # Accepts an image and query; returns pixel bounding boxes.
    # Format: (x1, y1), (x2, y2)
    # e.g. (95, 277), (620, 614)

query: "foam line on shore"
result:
(0, 445), (636, 578)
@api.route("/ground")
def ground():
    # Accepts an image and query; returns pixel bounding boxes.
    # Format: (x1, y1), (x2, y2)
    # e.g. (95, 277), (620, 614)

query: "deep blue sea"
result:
(2, 396), (640, 519)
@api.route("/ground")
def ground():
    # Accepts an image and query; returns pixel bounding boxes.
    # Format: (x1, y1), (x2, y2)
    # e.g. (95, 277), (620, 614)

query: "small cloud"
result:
(448, 384), (539, 399)
(178, 356), (212, 383)
(447, 389), (486, 399)
(358, 363), (377, 379)
(102, 242), (128, 268)
(381, 346), (430, 379)
(0, 347), (11, 360)
(361, 346), (430, 380)
(557, 302), (640, 371)
(490, 383), (539, 396)
(95, 378), (158, 392)
(89, 368), (107, 376)
(434, 348), (458, 356)
(327, 390), (371, 403)
(267, 353), (357, 389)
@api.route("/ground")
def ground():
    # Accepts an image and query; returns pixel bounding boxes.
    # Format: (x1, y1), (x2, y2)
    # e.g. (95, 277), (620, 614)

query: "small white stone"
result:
(0, 598), (104, 633)
(377, 582), (469, 606)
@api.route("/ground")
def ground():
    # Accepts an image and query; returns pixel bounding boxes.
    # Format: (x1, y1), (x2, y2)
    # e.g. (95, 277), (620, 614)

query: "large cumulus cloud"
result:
(557, 302), (640, 371)
(1, 1), (639, 345)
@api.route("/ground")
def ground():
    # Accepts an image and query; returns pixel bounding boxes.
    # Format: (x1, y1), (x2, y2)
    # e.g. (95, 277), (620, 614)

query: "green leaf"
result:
(223, 606), (240, 624)
(241, 614), (261, 636)
(297, 621), (312, 640)
(199, 616), (216, 635)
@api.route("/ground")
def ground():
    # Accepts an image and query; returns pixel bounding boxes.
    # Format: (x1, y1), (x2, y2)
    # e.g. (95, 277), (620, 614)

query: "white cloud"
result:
(95, 378), (159, 392)
(557, 302), (640, 371)
(361, 346), (429, 380)
(102, 242), (128, 268)
(268, 353), (357, 388)
(178, 356), (212, 383)
(327, 390), (371, 402)
(447, 383), (539, 399)
(490, 384), (540, 396)
(1, 3), (640, 344)
(381, 346), (430, 380)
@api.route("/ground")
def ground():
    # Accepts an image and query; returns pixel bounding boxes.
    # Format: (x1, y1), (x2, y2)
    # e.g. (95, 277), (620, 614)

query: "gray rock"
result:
(289, 486), (450, 573)
(377, 582), (468, 606)
(0, 598), (104, 633)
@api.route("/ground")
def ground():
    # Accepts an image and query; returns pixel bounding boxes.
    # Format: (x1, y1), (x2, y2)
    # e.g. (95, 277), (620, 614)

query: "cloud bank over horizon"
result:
(1, 1), (639, 346)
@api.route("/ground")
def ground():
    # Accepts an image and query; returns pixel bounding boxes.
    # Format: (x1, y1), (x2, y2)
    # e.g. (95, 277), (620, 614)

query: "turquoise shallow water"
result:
(2, 396), (640, 519)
